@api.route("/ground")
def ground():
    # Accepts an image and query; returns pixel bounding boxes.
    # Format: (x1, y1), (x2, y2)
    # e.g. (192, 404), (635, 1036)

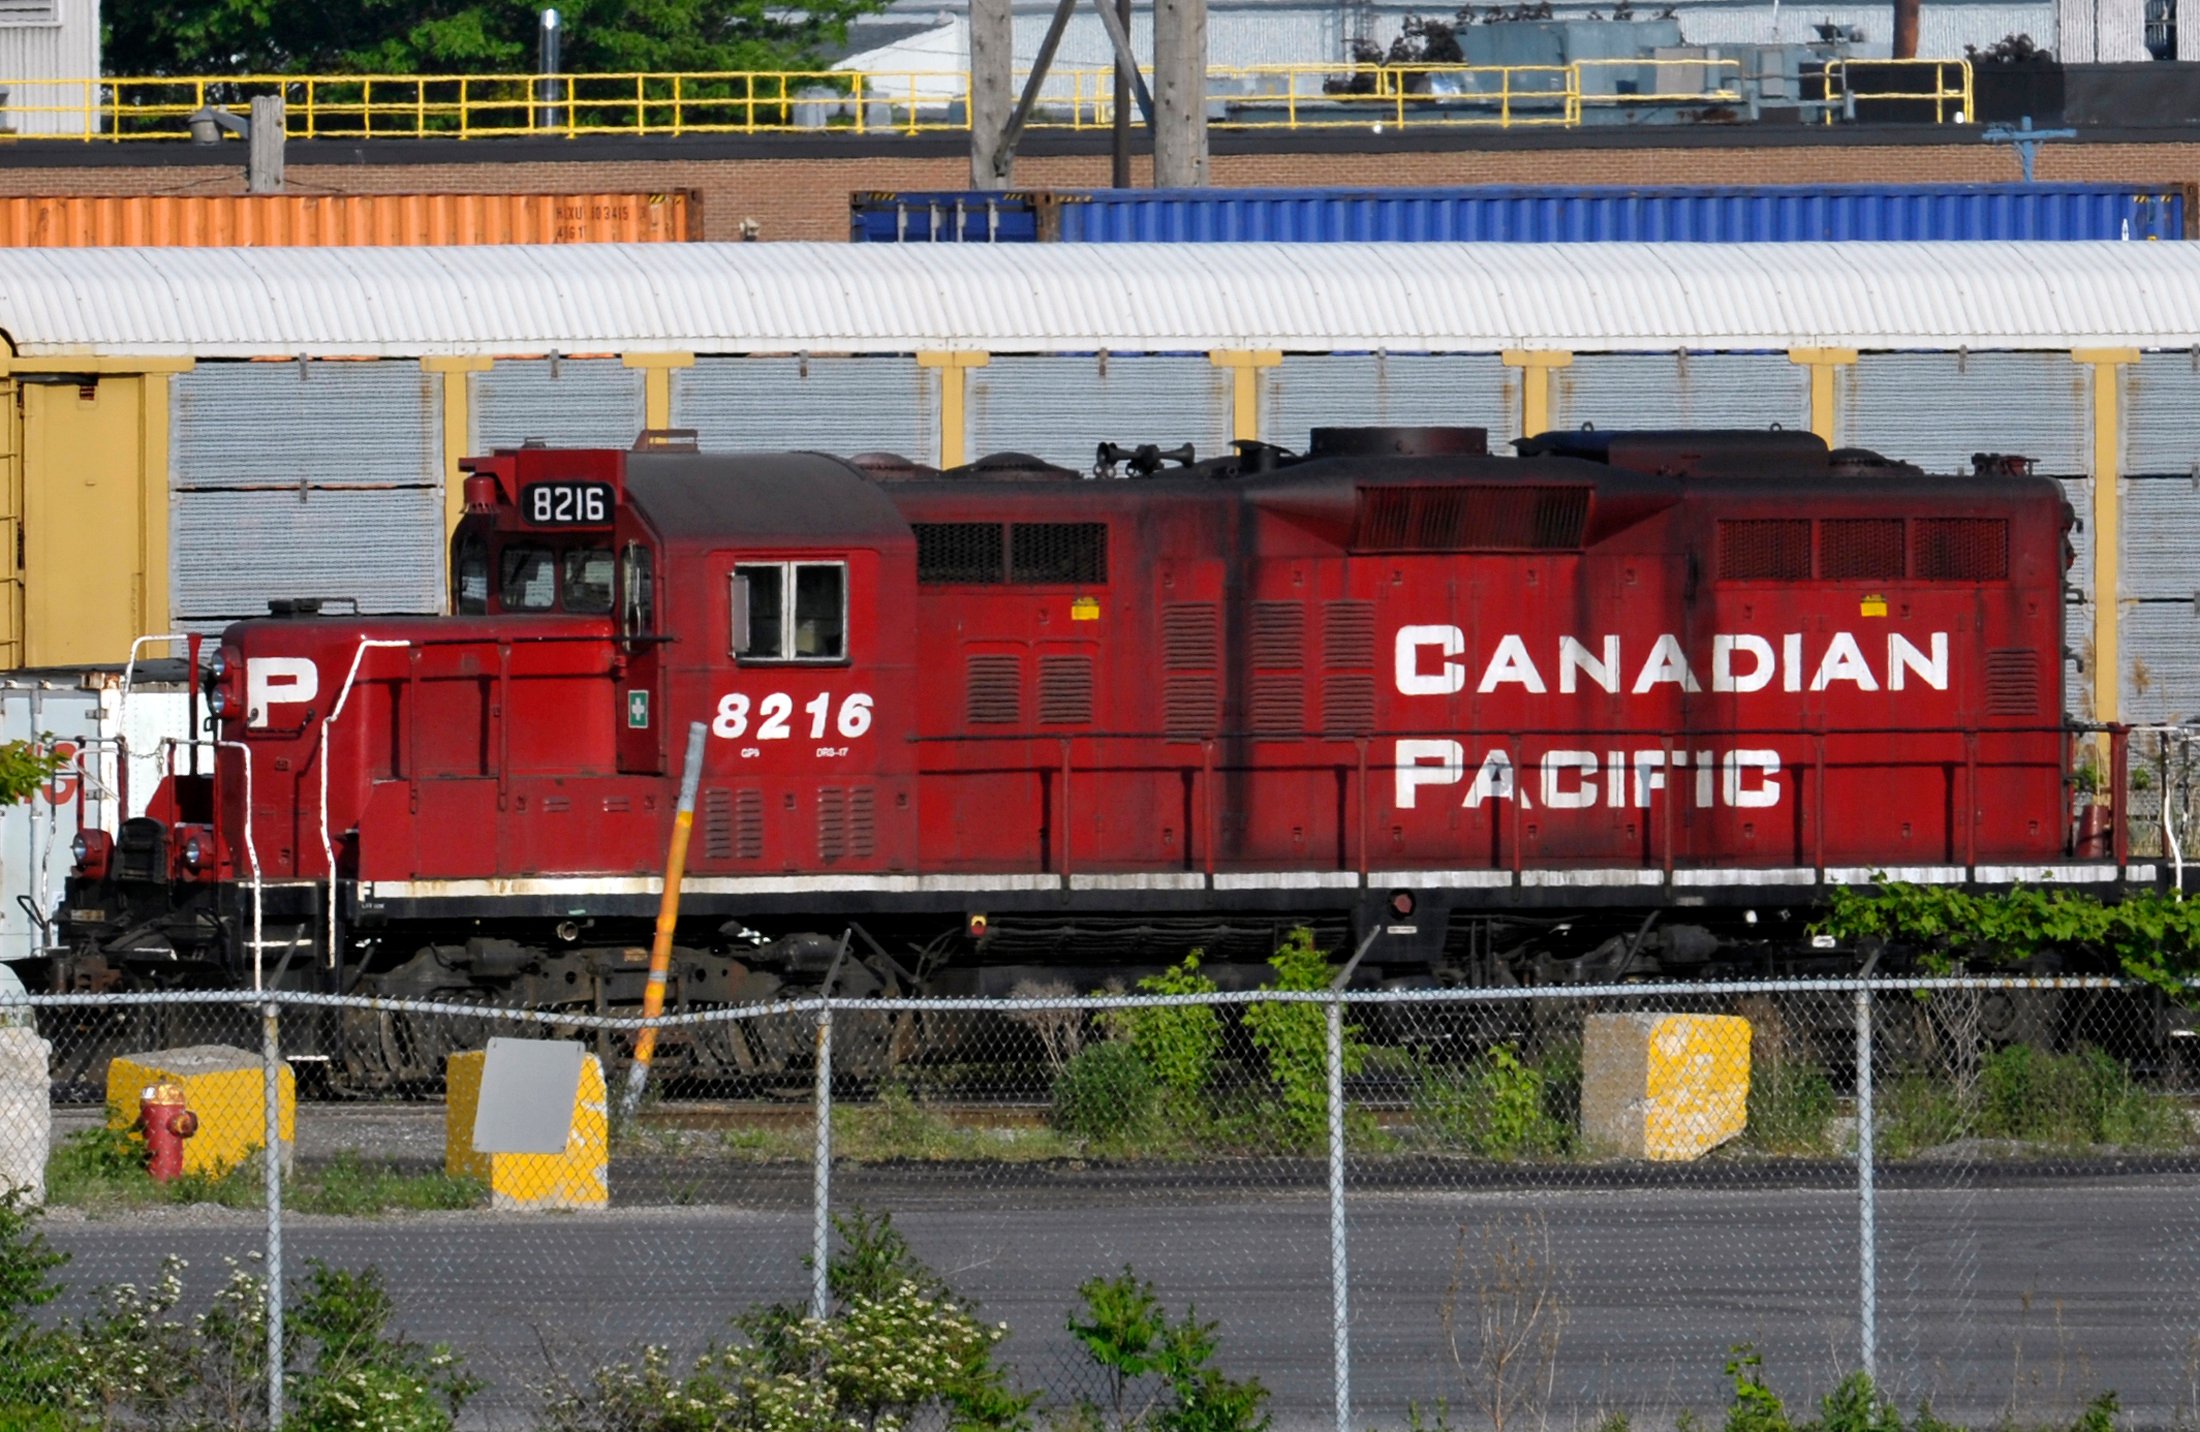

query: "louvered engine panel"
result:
(1323, 603), (1376, 665)
(966, 653), (1023, 724)
(1321, 674), (1376, 736)
(1251, 603), (1305, 669)
(1251, 675), (1306, 739)
(701, 789), (734, 861)
(735, 790), (765, 860)
(1160, 603), (1221, 740)
(1038, 654), (1096, 724)
(1985, 650), (2042, 717)
(819, 789), (846, 864)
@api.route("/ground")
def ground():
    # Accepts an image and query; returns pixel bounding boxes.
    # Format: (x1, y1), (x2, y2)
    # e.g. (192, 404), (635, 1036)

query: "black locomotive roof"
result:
(624, 451), (913, 548)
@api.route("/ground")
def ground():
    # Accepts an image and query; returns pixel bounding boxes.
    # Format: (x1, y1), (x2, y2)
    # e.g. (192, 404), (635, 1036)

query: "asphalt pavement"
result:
(35, 1171), (2200, 1431)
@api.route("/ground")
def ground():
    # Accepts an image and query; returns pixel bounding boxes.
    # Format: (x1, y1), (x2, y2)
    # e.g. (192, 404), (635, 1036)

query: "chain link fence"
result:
(1, 975), (2196, 1430)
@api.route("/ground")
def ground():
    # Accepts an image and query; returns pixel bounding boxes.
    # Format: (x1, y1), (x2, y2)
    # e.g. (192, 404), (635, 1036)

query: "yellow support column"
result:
(2074, 348), (2140, 729)
(917, 351), (990, 469)
(1209, 350), (1283, 444)
(423, 357), (494, 539)
(622, 352), (695, 433)
(1787, 348), (1858, 445)
(1502, 350), (1573, 440)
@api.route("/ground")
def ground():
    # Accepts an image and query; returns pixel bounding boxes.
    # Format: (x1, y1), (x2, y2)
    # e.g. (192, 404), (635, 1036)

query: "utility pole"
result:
(969, 0), (1014, 187)
(1153, 0), (1208, 186)
(1111, 0), (1133, 186)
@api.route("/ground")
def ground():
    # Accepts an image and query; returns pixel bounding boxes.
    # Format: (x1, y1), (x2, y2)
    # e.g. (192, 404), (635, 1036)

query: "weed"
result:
(1746, 1058), (1840, 1156)
(1439, 1213), (1568, 1432)
(1723, 1346), (1791, 1432)
(1068, 1268), (1270, 1432)
(0, 1189), (72, 1411)
(1054, 1041), (1161, 1142)
(835, 1083), (1076, 1163)
(1414, 1045), (1575, 1160)
(1103, 954), (1224, 1104)
(288, 1153), (485, 1217)
(1878, 1044), (2191, 1157)
(1241, 928), (1366, 1152)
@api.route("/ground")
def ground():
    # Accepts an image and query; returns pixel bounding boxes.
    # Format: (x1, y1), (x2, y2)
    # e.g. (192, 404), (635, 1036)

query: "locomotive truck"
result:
(43, 424), (2113, 1081)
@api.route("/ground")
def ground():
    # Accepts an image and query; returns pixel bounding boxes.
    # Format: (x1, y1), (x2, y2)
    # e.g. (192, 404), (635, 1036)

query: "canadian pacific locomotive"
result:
(44, 424), (2118, 1077)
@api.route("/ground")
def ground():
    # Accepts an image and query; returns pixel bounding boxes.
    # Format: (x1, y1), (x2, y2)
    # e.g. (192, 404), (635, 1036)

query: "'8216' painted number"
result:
(713, 691), (873, 742)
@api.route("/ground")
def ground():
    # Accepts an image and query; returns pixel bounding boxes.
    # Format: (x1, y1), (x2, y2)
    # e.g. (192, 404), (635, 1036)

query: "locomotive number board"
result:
(520, 481), (615, 528)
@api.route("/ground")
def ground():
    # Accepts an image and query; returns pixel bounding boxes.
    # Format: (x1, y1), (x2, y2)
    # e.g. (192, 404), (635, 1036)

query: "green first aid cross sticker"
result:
(627, 690), (649, 728)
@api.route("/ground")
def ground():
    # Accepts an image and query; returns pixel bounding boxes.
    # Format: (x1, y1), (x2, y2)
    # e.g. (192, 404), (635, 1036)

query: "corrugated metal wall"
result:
(2115, 354), (2200, 731)
(170, 361), (443, 624)
(966, 356), (1231, 471)
(1839, 353), (2092, 472)
(1550, 353), (1810, 432)
(471, 358), (645, 450)
(673, 357), (937, 458)
(0, 10), (101, 136)
(1258, 354), (1516, 449)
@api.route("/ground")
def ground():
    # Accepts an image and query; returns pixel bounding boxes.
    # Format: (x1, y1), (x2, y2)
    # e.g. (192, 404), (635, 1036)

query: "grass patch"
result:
(833, 1084), (1079, 1163)
(1878, 1043), (2193, 1159)
(45, 1126), (482, 1216)
(1744, 1057), (1841, 1156)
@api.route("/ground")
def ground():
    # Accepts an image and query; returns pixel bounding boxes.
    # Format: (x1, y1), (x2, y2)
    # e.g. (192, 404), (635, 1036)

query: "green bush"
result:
(1104, 954), (1224, 1104)
(1413, 1044), (1574, 1160)
(1053, 1041), (1160, 1142)
(1878, 1044), (2191, 1157)
(0, 1189), (72, 1412)
(1240, 928), (1366, 1152)
(1068, 1268), (1270, 1432)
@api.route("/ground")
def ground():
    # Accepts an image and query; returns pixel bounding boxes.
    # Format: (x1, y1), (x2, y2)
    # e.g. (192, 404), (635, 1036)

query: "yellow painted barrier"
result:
(446, 1048), (609, 1211)
(1580, 1012), (1752, 1160)
(106, 1044), (295, 1178)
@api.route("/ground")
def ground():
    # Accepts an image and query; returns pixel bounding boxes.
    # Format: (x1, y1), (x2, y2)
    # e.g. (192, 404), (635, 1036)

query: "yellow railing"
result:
(0, 59), (1966, 140)
(1819, 57), (1974, 124)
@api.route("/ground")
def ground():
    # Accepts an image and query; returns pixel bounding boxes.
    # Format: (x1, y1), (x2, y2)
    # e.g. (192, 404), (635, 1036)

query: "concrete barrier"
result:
(106, 1044), (295, 1178)
(1581, 1012), (1752, 1160)
(446, 1046), (608, 1211)
(0, 1024), (50, 1203)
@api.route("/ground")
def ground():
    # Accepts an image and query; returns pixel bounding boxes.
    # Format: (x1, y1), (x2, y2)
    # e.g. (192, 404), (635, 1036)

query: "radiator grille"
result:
(1819, 519), (1905, 580)
(1010, 522), (1108, 584)
(1914, 518), (2010, 581)
(914, 523), (1004, 584)
(1356, 484), (1589, 551)
(1718, 519), (1813, 580)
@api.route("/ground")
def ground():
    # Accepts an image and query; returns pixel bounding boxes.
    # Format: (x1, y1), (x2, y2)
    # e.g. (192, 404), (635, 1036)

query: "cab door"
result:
(614, 538), (665, 775)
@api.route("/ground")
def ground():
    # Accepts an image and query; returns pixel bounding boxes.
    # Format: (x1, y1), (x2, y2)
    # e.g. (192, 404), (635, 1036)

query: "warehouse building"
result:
(1, 239), (2197, 738)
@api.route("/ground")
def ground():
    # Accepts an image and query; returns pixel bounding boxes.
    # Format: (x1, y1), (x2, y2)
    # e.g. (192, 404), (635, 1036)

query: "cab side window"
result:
(455, 533), (489, 615)
(733, 561), (846, 663)
(563, 548), (615, 614)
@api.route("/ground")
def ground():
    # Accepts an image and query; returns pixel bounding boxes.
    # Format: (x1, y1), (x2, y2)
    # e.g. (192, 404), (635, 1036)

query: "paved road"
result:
(36, 1171), (2200, 1431)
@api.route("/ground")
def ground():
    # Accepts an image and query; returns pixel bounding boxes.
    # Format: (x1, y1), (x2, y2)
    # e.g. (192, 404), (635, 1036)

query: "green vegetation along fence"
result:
(0, 970), (2193, 1429)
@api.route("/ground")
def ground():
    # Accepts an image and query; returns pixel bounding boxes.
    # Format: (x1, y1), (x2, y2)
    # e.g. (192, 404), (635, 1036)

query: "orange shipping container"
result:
(0, 191), (700, 247)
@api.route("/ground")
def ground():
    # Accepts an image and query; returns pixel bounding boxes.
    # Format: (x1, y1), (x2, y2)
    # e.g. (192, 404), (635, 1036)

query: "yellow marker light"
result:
(1860, 594), (1888, 618)
(1070, 597), (1101, 622)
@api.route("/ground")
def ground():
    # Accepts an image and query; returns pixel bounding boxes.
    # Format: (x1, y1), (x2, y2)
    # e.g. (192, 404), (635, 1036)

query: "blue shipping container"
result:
(850, 183), (2188, 244)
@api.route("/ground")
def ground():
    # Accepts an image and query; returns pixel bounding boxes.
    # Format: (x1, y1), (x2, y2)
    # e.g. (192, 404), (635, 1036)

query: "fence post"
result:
(810, 933), (850, 1324)
(1853, 985), (1876, 1380)
(1325, 995), (1350, 1432)
(262, 998), (285, 1429)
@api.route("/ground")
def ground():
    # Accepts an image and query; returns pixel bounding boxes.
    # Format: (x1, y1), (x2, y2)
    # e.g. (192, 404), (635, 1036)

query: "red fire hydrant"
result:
(139, 1082), (199, 1183)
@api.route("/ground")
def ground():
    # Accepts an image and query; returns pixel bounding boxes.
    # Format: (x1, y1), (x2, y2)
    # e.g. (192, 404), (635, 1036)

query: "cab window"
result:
(733, 561), (846, 662)
(563, 548), (614, 614)
(455, 533), (489, 615)
(500, 546), (557, 611)
(620, 542), (655, 641)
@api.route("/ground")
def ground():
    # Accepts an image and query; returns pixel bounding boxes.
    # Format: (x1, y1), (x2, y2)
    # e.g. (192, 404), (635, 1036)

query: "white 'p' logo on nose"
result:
(245, 657), (320, 728)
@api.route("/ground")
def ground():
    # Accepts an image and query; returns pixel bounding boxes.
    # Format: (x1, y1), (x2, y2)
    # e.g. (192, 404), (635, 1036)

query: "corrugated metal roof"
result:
(4, 241), (2200, 358)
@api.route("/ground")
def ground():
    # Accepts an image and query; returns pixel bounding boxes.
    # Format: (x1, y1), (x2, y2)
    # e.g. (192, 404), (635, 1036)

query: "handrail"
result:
(0, 58), (1971, 140)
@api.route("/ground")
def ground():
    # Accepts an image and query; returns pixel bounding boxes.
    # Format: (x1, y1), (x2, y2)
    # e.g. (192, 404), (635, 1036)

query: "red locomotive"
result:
(50, 424), (2102, 1079)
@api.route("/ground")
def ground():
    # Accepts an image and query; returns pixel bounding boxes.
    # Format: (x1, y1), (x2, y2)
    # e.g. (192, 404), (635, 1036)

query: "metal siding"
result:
(0, 8), (100, 136)
(472, 358), (645, 450)
(172, 487), (445, 622)
(0, 192), (697, 247)
(672, 356), (936, 458)
(173, 361), (439, 487)
(18, 242), (2200, 358)
(966, 356), (1231, 470)
(2123, 350), (2200, 475)
(1839, 352), (2090, 473)
(1549, 353), (1808, 432)
(2120, 601), (2200, 722)
(1257, 354), (1516, 448)
(861, 184), (2184, 245)
(2119, 477), (2200, 600)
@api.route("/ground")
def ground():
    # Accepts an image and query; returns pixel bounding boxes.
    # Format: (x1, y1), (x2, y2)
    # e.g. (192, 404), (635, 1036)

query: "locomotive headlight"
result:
(181, 835), (205, 868)
(208, 649), (228, 680)
(208, 688), (229, 716)
(70, 833), (87, 864)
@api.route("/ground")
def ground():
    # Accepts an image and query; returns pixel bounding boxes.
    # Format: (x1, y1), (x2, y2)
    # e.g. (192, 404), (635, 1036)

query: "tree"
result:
(104, 0), (888, 78)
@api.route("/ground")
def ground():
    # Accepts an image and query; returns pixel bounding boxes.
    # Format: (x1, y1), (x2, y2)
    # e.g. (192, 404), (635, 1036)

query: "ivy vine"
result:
(1815, 882), (2200, 997)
